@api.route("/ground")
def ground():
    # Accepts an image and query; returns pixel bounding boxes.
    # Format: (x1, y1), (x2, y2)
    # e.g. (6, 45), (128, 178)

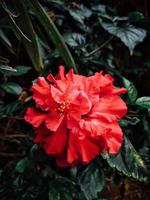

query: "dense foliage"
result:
(0, 0), (150, 199)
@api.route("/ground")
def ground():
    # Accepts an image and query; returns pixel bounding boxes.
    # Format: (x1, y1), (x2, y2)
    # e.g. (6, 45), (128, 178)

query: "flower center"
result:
(57, 100), (70, 114)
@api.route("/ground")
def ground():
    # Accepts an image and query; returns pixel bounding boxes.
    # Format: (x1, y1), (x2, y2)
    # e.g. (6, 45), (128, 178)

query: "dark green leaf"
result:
(79, 163), (105, 200)
(64, 33), (86, 48)
(119, 119), (129, 127)
(1, 0), (19, 17)
(120, 117), (140, 126)
(44, 0), (66, 12)
(92, 4), (106, 13)
(136, 97), (150, 109)
(0, 29), (14, 54)
(1, 82), (22, 95)
(8, 14), (31, 43)
(0, 56), (9, 64)
(7, 0), (43, 72)
(6, 65), (32, 76)
(68, 9), (85, 25)
(49, 187), (61, 200)
(128, 11), (144, 23)
(15, 157), (31, 173)
(100, 20), (146, 55)
(45, 49), (60, 60)
(102, 137), (148, 182)
(0, 65), (17, 74)
(0, 101), (20, 119)
(80, 5), (92, 18)
(0, 29), (12, 47)
(123, 78), (138, 102)
(49, 176), (74, 200)
(30, 0), (77, 73)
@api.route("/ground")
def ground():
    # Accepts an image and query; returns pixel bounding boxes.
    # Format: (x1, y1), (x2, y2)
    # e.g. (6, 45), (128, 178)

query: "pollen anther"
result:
(57, 100), (70, 114)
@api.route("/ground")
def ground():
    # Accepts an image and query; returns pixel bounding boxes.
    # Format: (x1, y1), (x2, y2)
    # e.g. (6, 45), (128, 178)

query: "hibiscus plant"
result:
(0, 0), (150, 200)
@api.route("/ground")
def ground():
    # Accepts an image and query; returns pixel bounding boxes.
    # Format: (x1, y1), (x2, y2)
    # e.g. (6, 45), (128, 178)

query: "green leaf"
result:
(100, 20), (146, 55)
(6, 0), (43, 72)
(44, 0), (67, 12)
(1, 82), (22, 95)
(49, 176), (74, 200)
(102, 137), (148, 182)
(8, 14), (32, 43)
(0, 65), (31, 76)
(92, 4), (106, 13)
(1, 0), (19, 17)
(120, 117), (140, 126)
(0, 101), (20, 119)
(0, 64), (17, 74)
(6, 65), (32, 76)
(123, 77), (138, 102)
(80, 5), (92, 18)
(136, 97), (150, 109)
(68, 9), (85, 25)
(29, 0), (77, 73)
(0, 29), (15, 54)
(79, 163), (105, 200)
(15, 157), (31, 173)
(0, 56), (9, 64)
(0, 29), (11, 47)
(49, 186), (61, 200)
(64, 33), (86, 48)
(128, 11), (144, 23)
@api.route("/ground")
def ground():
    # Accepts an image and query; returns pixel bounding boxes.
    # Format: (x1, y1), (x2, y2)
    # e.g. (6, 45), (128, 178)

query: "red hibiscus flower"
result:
(24, 66), (127, 167)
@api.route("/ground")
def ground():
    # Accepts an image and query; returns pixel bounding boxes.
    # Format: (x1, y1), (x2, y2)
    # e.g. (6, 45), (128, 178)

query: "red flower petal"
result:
(56, 65), (65, 80)
(112, 87), (127, 95)
(102, 120), (123, 154)
(24, 108), (47, 128)
(79, 118), (110, 137)
(67, 133), (79, 164)
(68, 129), (100, 164)
(67, 91), (92, 129)
(95, 95), (127, 118)
(56, 154), (69, 168)
(34, 125), (50, 143)
(66, 68), (74, 82)
(45, 112), (64, 131)
(70, 91), (91, 115)
(50, 85), (63, 103)
(79, 137), (100, 164)
(43, 124), (67, 155)
(31, 77), (52, 111)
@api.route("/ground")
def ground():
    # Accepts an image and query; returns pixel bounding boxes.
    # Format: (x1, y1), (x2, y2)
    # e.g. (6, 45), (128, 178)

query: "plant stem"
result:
(85, 36), (114, 57)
